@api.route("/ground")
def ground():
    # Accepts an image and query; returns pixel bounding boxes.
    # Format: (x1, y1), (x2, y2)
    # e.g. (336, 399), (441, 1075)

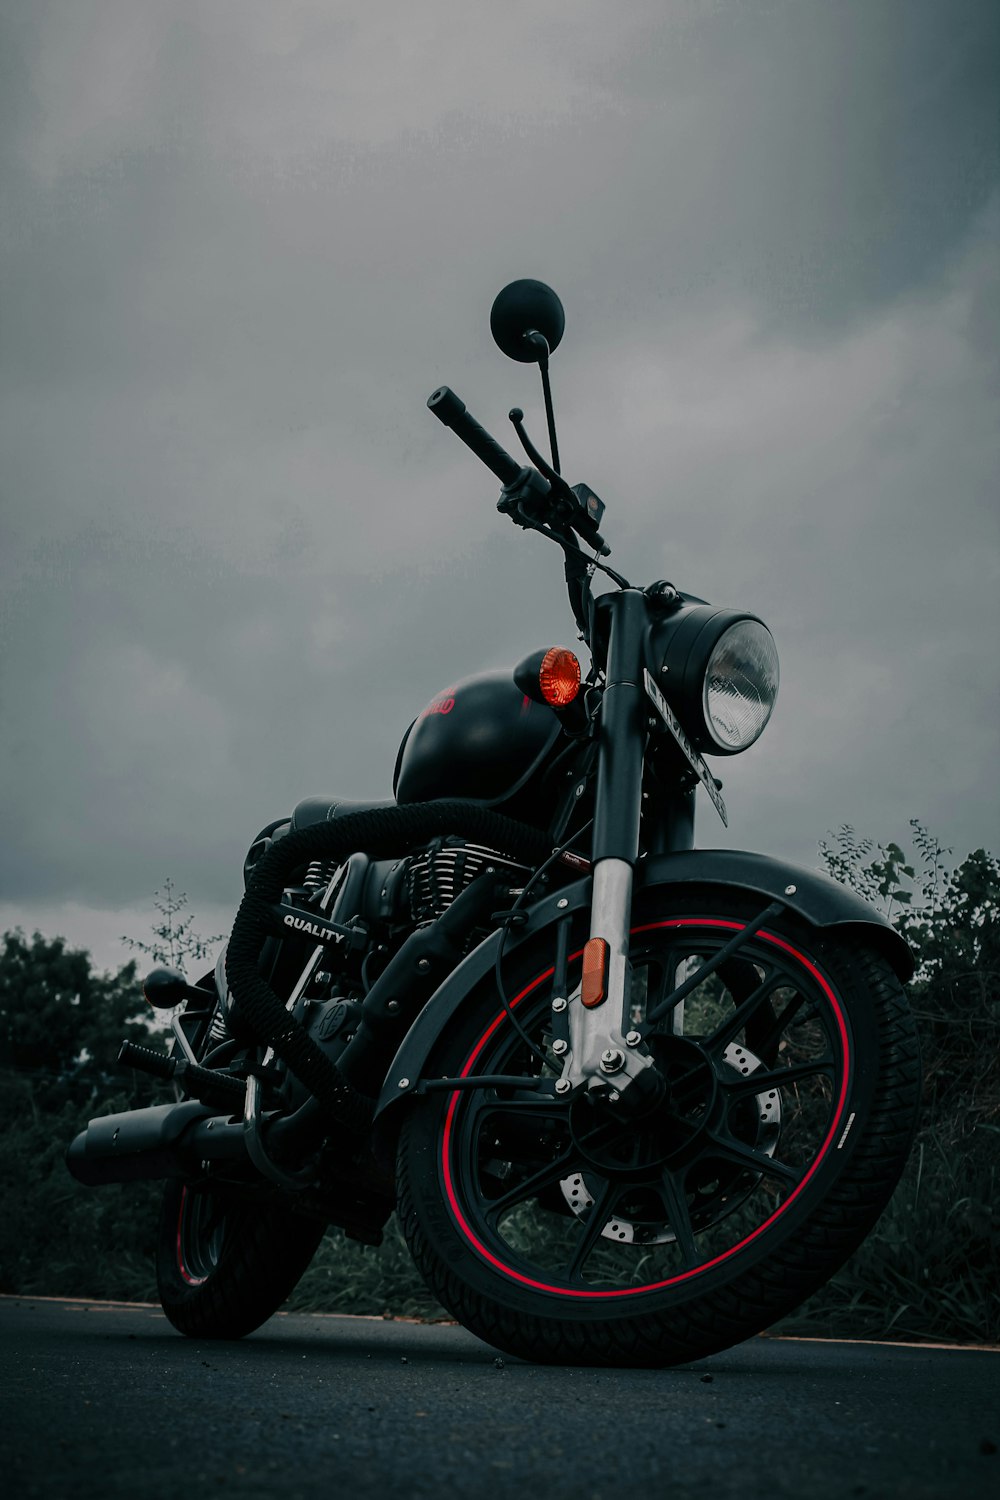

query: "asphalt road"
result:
(2, 1297), (997, 1500)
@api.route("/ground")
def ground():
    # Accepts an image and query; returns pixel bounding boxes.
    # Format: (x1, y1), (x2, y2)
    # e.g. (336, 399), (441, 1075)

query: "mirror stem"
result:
(538, 351), (561, 476)
(521, 329), (561, 473)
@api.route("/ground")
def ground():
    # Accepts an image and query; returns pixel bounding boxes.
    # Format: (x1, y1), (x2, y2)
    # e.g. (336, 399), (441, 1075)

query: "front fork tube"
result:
(564, 858), (653, 1091)
(563, 590), (655, 1094)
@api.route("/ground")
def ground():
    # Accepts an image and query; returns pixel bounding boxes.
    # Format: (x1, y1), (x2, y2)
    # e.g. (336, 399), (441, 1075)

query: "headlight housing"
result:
(649, 604), (779, 755)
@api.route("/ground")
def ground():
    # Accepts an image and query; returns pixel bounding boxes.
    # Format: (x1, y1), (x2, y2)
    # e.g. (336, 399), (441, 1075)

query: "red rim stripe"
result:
(441, 919), (851, 1300)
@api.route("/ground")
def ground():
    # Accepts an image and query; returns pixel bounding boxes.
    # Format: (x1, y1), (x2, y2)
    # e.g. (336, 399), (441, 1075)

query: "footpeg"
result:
(118, 1040), (247, 1109)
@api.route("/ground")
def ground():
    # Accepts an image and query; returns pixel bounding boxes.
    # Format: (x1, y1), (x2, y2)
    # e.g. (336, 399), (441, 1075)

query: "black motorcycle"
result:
(68, 281), (920, 1366)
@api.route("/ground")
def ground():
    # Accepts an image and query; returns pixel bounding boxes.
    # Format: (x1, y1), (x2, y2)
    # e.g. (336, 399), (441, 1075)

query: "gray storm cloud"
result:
(1, 0), (997, 967)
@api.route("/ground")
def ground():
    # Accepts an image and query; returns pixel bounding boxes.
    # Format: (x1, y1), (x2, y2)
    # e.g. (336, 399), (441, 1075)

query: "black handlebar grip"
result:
(427, 386), (523, 487)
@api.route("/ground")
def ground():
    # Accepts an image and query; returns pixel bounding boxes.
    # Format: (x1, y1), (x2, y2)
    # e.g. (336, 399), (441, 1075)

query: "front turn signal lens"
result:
(538, 647), (581, 707)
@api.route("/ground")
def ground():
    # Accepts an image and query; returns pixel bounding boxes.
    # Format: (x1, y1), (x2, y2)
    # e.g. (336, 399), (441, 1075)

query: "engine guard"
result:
(370, 847), (913, 1166)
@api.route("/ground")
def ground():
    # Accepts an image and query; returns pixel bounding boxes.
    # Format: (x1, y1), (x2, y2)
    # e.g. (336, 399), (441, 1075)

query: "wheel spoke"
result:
(748, 988), (809, 1059)
(565, 1177), (621, 1282)
(657, 1168), (698, 1266)
(647, 954), (677, 1010)
(572, 1112), (638, 1156)
(719, 1056), (834, 1098)
(701, 975), (785, 1053)
(481, 1147), (579, 1225)
(641, 949), (689, 1030)
(705, 1131), (801, 1186)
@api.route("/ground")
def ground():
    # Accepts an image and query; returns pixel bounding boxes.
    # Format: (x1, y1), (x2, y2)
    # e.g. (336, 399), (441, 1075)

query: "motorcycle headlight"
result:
(702, 619), (779, 751)
(649, 603), (779, 756)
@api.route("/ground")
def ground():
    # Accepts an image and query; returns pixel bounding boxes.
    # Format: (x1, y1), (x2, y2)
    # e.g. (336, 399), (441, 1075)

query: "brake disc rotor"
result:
(558, 1042), (781, 1244)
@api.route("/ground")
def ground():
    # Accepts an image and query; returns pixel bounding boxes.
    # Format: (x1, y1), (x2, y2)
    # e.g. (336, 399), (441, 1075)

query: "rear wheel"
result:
(156, 1179), (325, 1338)
(397, 891), (920, 1366)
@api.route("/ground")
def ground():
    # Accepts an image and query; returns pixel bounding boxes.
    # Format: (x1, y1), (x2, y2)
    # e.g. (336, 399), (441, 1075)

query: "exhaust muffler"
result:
(66, 1100), (246, 1186)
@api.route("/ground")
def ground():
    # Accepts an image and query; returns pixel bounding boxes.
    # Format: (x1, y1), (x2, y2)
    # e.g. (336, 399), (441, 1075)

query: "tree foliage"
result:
(819, 819), (999, 1001)
(0, 932), (164, 1296)
(0, 931), (149, 1106)
(818, 820), (999, 1127)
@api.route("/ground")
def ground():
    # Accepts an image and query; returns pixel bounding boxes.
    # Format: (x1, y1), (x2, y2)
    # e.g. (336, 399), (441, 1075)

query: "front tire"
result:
(156, 1180), (325, 1339)
(397, 891), (920, 1366)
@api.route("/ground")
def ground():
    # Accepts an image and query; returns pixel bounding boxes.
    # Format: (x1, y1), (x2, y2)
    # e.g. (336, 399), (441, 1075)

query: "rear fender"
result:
(371, 848), (912, 1162)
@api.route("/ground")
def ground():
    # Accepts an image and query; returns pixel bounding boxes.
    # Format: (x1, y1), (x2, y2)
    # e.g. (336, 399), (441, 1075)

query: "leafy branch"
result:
(121, 879), (224, 972)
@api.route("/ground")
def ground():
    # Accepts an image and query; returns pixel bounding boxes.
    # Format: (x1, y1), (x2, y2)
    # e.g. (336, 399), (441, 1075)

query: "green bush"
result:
(0, 1087), (162, 1301)
(0, 931), (166, 1301)
(775, 824), (999, 1342)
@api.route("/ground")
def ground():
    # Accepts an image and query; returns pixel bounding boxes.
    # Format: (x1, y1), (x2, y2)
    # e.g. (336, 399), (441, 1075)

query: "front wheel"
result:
(397, 891), (920, 1366)
(156, 1180), (325, 1338)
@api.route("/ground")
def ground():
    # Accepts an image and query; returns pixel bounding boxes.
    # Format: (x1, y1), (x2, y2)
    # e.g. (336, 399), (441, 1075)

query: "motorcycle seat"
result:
(290, 796), (397, 832)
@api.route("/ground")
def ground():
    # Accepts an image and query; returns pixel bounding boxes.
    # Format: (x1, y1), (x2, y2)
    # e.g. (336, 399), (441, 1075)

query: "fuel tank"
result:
(394, 669), (562, 813)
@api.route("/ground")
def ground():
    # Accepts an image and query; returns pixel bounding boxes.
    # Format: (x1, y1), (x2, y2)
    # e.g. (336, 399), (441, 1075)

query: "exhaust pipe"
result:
(66, 1100), (246, 1186)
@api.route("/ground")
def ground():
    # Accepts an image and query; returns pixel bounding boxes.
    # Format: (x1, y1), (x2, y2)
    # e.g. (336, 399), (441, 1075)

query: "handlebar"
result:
(427, 386), (523, 487)
(427, 382), (616, 579)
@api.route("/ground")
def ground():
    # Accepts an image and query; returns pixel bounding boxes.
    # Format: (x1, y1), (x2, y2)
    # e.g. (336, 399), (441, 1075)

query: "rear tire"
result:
(397, 890), (920, 1366)
(156, 1180), (324, 1339)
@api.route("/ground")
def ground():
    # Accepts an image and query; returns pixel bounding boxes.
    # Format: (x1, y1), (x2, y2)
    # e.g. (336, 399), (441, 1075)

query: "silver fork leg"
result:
(564, 857), (652, 1091)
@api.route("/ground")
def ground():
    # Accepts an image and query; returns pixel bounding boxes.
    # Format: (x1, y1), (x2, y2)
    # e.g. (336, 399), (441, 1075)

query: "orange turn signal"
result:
(581, 937), (609, 1008)
(538, 647), (581, 708)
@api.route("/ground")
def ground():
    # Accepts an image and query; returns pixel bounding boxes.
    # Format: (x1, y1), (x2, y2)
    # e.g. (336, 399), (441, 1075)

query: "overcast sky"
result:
(1, 0), (997, 973)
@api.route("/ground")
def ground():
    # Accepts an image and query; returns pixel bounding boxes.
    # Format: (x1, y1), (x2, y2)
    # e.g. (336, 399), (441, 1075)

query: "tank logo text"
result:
(423, 695), (455, 716)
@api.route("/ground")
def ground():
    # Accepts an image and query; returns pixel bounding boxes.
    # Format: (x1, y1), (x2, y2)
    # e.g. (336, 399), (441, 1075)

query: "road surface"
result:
(2, 1297), (997, 1499)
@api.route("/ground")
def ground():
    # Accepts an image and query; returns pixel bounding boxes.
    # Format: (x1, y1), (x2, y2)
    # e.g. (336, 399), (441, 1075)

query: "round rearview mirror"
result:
(490, 280), (565, 363)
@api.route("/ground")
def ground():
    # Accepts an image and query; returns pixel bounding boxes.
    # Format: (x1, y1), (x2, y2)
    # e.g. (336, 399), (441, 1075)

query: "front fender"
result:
(638, 849), (913, 980)
(372, 847), (912, 1158)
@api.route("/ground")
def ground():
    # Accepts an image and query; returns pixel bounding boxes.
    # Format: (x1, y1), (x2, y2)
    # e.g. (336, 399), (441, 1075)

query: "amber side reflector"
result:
(538, 647), (581, 708)
(581, 937), (609, 1008)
